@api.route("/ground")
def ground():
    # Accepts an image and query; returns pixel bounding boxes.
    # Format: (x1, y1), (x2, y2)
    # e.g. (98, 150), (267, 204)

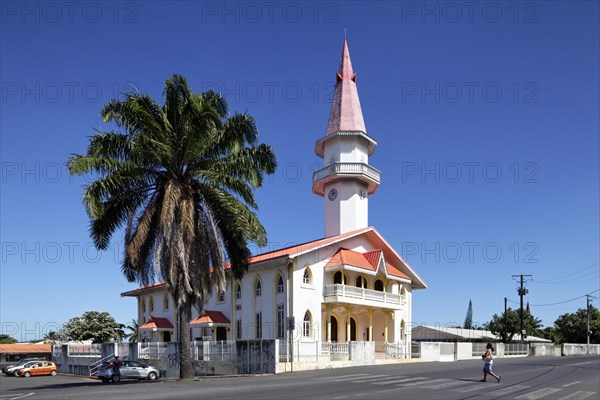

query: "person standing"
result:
(112, 355), (122, 382)
(481, 343), (501, 383)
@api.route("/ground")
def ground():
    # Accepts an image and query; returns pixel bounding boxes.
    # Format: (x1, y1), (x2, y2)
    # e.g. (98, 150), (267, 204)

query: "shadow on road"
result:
(4, 378), (161, 392)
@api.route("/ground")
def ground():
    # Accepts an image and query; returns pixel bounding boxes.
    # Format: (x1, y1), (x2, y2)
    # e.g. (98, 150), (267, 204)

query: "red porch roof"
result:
(190, 310), (230, 326)
(139, 316), (174, 330)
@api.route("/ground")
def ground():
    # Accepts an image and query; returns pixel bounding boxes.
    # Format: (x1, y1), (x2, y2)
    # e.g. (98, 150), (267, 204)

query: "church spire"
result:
(313, 39), (380, 237)
(326, 40), (366, 136)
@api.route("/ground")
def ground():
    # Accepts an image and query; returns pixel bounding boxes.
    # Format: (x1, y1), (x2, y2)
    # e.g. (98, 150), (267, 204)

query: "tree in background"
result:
(59, 311), (123, 343)
(463, 300), (473, 329)
(554, 306), (600, 344)
(124, 319), (139, 343)
(43, 331), (60, 344)
(0, 334), (17, 344)
(68, 74), (277, 379)
(485, 308), (543, 342)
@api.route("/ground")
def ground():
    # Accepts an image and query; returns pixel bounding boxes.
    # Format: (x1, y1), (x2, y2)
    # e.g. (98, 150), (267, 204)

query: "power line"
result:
(532, 276), (600, 285)
(526, 290), (600, 307)
(532, 263), (599, 283)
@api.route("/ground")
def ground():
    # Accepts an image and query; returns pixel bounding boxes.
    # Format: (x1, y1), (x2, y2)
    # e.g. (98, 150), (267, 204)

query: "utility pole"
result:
(512, 274), (532, 342)
(586, 295), (592, 354)
(504, 297), (508, 343)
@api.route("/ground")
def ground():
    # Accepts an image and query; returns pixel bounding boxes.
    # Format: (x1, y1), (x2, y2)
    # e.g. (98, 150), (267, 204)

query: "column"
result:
(384, 313), (388, 343)
(326, 306), (332, 342)
(368, 310), (373, 342)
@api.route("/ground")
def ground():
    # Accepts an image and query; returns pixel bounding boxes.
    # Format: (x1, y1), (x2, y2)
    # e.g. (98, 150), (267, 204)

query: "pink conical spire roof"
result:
(325, 40), (367, 136)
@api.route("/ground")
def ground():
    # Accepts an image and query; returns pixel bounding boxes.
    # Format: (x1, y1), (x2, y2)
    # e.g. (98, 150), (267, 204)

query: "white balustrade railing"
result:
(313, 162), (381, 183)
(324, 284), (404, 305)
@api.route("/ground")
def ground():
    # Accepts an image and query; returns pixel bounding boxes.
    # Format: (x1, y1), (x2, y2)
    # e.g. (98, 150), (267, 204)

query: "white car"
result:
(97, 360), (160, 383)
(6, 361), (39, 376)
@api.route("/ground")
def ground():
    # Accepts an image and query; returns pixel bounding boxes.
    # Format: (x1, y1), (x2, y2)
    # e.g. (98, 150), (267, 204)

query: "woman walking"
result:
(481, 343), (501, 383)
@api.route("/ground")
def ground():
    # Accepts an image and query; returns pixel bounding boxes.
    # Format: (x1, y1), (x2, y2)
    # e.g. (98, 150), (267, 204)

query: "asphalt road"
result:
(1, 355), (598, 400)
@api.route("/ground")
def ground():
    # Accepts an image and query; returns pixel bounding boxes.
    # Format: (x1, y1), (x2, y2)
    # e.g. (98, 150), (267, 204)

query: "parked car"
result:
(17, 361), (58, 377)
(97, 359), (159, 383)
(5, 361), (39, 376)
(2, 358), (44, 375)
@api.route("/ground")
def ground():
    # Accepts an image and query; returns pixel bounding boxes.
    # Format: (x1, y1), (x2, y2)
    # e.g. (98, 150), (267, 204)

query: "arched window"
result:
(141, 298), (146, 314)
(236, 284), (242, 300)
(356, 276), (367, 288)
(374, 279), (384, 292)
(277, 275), (284, 293)
(303, 269), (311, 284)
(334, 271), (346, 285)
(255, 280), (262, 297)
(303, 311), (312, 337)
(149, 296), (154, 312)
(163, 293), (169, 311)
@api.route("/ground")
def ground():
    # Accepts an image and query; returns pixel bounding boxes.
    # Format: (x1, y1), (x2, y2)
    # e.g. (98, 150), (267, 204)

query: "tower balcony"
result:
(312, 162), (381, 196)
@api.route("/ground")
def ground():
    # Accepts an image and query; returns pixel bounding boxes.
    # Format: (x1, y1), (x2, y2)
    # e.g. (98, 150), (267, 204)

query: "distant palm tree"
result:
(68, 74), (277, 378)
(43, 331), (59, 344)
(124, 319), (139, 343)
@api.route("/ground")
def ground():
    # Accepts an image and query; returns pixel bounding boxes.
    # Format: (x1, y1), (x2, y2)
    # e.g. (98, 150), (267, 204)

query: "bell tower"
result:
(312, 40), (381, 237)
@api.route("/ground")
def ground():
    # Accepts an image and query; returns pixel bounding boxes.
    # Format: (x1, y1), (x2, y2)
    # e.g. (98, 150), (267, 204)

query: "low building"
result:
(412, 325), (551, 343)
(0, 343), (51, 367)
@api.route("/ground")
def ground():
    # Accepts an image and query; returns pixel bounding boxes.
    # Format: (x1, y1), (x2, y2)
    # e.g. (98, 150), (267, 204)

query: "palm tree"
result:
(124, 319), (139, 343)
(68, 74), (277, 378)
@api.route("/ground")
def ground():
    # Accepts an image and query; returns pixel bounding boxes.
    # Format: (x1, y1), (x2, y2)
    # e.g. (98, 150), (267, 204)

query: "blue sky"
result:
(1, 1), (598, 341)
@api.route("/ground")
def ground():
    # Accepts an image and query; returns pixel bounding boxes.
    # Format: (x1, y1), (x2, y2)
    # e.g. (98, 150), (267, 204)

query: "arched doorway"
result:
(330, 316), (338, 342)
(350, 317), (357, 341)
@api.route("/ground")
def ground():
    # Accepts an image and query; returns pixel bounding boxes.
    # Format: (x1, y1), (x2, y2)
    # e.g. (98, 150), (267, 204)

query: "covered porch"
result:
(321, 304), (406, 345)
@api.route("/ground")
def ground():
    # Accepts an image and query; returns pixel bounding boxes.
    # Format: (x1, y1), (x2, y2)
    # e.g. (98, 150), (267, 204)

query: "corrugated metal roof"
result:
(0, 344), (51, 354)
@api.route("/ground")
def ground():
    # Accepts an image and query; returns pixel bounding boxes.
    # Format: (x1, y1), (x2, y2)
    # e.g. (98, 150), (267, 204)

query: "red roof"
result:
(386, 262), (411, 280)
(190, 310), (230, 326)
(121, 281), (167, 296)
(363, 249), (383, 269)
(325, 248), (411, 282)
(325, 248), (376, 271)
(0, 344), (51, 354)
(121, 226), (426, 296)
(139, 316), (174, 330)
(121, 227), (373, 296)
(326, 39), (367, 136)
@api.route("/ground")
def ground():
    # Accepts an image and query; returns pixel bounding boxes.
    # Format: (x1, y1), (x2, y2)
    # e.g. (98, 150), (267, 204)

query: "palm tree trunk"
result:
(178, 303), (194, 379)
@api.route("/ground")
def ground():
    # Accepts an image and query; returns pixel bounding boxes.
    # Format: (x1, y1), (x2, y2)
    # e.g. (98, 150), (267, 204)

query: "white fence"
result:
(66, 343), (102, 357)
(562, 343), (600, 356)
(191, 340), (236, 362)
(139, 342), (167, 359)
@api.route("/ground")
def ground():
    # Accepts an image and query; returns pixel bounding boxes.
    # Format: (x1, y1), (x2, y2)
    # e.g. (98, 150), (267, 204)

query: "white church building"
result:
(122, 40), (427, 349)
